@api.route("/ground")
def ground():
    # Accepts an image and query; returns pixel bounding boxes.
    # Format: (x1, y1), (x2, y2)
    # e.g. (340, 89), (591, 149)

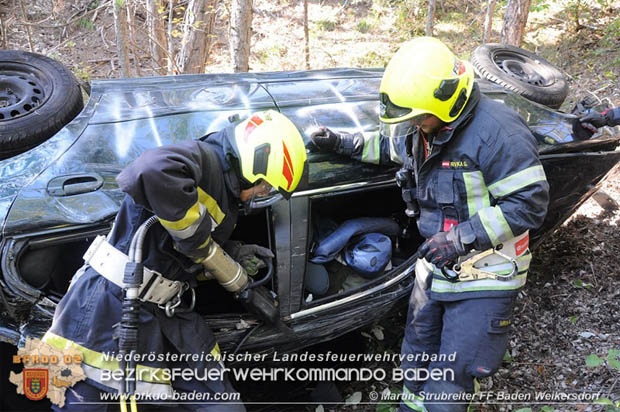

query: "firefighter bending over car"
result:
(311, 37), (550, 411)
(42, 110), (307, 411)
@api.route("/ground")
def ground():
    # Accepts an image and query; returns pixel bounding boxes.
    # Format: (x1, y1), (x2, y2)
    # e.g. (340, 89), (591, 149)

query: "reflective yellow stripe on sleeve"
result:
(158, 199), (206, 240)
(487, 165), (547, 198)
(361, 133), (382, 165)
(197, 187), (226, 226)
(158, 188), (226, 243)
(477, 206), (514, 246)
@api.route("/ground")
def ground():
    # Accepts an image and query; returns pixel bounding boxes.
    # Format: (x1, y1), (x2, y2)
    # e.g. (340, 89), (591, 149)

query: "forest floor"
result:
(2, 0), (620, 411)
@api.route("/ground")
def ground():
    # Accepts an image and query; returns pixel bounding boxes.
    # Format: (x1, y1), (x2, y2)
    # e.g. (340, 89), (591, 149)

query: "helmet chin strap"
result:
(240, 180), (270, 201)
(240, 180), (281, 213)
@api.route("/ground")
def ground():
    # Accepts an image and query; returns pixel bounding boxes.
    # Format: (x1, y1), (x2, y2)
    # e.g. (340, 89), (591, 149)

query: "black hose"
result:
(246, 257), (273, 289)
(128, 215), (159, 263)
(119, 215), (159, 396)
(232, 323), (261, 356)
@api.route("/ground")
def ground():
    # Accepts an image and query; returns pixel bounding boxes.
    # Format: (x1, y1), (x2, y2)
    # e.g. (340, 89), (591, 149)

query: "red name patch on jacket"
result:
(515, 233), (529, 256)
(443, 218), (458, 232)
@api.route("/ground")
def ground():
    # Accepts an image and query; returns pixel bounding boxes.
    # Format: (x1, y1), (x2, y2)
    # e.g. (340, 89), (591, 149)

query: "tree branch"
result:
(131, 20), (182, 74)
(18, 0), (34, 52)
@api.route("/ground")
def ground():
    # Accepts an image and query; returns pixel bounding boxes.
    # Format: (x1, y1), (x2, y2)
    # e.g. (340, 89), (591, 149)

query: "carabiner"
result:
(162, 282), (196, 318)
(442, 246), (519, 282)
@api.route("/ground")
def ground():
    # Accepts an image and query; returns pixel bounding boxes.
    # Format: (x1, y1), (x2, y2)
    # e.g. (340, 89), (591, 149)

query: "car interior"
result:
(14, 208), (271, 317)
(303, 184), (423, 305)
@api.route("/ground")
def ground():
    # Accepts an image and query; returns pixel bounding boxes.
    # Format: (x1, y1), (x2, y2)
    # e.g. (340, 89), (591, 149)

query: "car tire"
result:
(0, 50), (84, 160)
(471, 44), (568, 109)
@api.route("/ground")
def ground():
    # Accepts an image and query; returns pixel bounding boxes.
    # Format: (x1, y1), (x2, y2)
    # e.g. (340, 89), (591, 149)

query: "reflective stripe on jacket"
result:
(338, 84), (550, 299)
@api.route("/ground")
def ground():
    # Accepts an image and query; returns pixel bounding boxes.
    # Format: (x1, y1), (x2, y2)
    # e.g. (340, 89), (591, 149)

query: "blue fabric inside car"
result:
(310, 217), (399, 264)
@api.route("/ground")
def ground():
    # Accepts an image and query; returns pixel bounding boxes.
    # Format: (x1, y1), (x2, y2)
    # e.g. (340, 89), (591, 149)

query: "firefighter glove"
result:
(579, 110), (612, 129)
(417, 228), (469, 269)
(310, 127), (341, 151)
(225, 241), (274, 276)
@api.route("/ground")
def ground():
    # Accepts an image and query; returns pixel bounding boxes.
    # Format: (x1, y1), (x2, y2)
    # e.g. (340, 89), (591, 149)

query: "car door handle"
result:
(47, 173), (104, 196)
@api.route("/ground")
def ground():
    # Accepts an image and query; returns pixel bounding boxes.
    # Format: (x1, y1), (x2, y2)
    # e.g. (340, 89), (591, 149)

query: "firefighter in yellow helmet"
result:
(311, 37), (549, 411)
(43, 110), (307, 411)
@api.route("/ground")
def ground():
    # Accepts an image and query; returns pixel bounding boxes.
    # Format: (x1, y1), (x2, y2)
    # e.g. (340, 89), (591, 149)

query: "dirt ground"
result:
(2, 0), (620, 411)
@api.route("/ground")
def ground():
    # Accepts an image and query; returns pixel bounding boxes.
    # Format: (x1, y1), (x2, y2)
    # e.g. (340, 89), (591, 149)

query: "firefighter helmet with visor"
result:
(379, 37), (474, 125)
(232, 110), (307, 199)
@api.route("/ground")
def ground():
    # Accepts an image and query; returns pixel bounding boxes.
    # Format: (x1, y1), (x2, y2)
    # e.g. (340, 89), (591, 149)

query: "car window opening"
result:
(304, 185), (424, 304)
(16, 208), (274, 317)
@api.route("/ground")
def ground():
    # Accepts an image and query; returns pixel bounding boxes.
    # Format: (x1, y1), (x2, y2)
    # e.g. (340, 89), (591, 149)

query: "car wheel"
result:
(471, 44), (568, 109)
(0, 50), (84, 160)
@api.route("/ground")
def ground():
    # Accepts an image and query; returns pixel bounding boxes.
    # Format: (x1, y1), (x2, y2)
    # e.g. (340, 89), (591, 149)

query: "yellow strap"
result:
(120, 396), (128, 412)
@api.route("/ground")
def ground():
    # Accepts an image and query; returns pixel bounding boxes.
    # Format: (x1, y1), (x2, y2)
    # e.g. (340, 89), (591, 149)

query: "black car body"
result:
(1, 68), (619, 356)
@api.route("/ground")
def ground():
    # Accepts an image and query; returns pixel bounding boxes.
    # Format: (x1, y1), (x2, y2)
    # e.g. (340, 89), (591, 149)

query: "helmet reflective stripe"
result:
(379, 37), (474, 124)
(233, 110), (307, 198)
(243, 115), (264, 142)
(281, 142), (294, 190)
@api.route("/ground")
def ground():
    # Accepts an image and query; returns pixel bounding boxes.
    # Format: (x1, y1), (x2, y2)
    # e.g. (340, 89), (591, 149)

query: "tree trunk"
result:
(230, 0), (253, 73)
(146, 0), (168, 74)
(126, 1), (141, 77)
(425, 0), (436, 36)
(18, 0), (34, 52)
(0, 13), (6, 49)
(167, 0), (174, 74)
(112, 0), (131, 77)
(304, 0), (309, 69)
(178, 0), (218, 74)
(501, 0), (531, 47)
(483, 0), (496, 43)
(410, 0), (421, 18)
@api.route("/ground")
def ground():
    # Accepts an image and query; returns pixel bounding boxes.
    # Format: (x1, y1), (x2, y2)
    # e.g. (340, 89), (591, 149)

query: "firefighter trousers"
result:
(398, 265), (515, 412)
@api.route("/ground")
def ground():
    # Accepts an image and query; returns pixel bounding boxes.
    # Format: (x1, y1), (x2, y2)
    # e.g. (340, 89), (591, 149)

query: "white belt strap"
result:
(83, 235), (184, 305)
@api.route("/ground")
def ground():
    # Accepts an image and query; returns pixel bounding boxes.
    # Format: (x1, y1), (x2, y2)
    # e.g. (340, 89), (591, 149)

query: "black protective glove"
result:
(310, 127), (341, 152)
(225, 241), (274, 276)
(579, 111), (611, 129)
(417, 229), (470, 269)
(572, 118), (596, 140)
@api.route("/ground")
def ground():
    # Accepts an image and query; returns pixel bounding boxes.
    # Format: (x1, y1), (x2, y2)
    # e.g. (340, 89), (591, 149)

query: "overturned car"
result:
(0, 49), (619, 358)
